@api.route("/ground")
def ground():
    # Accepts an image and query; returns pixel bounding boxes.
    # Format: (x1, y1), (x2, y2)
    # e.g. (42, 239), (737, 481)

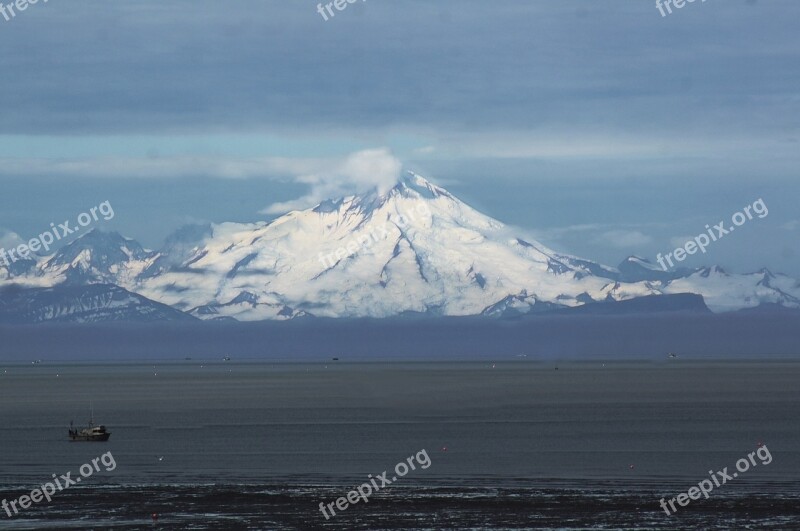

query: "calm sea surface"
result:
(0, 361), (798, 529)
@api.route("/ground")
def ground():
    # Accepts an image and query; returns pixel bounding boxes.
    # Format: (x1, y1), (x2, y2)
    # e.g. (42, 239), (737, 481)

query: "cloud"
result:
(596, 230), (653, 249)
(339, 148), (403, 194)
(0, 156), (330, 180)
(261, 148), (402, 214)
(0, 148), (403, 216)
(0, 230), (24, 251)
(2, 0), (798, 151)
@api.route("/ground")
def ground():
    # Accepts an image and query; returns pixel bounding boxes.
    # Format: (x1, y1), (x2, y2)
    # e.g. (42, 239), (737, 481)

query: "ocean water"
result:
(0, 361), (798, 529)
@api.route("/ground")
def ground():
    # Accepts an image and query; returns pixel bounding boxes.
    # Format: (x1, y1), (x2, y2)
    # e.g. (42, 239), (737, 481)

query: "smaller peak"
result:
(47, 229), (149, 267)
(67, 229), (133, 248)
(618, 255), (660, 273)
(623, 255), (651, 264)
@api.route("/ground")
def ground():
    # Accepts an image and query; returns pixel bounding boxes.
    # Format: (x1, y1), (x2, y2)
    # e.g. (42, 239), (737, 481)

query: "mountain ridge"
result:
(2, 172), (798, 323)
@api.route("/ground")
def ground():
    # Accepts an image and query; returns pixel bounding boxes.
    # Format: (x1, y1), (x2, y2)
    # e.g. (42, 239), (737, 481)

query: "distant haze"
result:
(1, 313), (799, 362)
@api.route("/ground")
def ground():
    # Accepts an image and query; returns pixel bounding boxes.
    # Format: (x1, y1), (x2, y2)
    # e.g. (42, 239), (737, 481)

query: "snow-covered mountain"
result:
(2, 172), (799, 322)
(661, 266), (800, 313)
(0, 284), (196, 324)
(40, 230), (155, 286)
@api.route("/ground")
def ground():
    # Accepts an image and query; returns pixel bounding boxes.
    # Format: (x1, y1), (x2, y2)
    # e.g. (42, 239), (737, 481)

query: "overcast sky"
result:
(0, 0), (797, 275)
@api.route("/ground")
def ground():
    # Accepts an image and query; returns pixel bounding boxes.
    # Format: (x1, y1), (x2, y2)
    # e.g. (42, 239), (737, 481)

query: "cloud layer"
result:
(262, 148), (402, 214)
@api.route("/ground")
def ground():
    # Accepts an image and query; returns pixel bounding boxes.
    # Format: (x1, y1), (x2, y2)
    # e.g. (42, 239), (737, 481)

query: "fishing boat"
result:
(68, 405), (111, 442)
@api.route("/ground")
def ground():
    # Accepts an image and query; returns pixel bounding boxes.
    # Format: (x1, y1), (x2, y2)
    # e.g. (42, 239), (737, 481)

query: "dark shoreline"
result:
(1, 483), (799, 530)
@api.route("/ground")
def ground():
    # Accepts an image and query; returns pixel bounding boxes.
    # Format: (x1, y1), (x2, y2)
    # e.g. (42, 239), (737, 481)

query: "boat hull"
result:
(68, 433), (111, 441)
